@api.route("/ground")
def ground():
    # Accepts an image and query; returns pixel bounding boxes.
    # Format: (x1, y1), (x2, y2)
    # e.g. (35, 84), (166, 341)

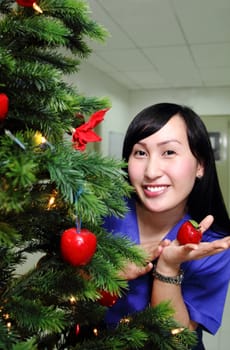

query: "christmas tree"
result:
(0, 1), (197, 349)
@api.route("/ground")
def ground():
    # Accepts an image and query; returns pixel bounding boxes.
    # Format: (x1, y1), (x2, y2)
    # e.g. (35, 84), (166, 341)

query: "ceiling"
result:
(86, 0), (230, 90)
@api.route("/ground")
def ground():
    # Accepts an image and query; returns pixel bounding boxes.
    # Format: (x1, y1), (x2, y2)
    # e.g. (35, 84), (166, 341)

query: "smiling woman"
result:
(127, 115), (202, 215)
(102, 102), (230, 350)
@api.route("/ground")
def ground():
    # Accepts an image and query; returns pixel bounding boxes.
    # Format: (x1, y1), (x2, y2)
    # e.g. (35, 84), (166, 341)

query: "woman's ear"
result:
(196, 163), (204, 178)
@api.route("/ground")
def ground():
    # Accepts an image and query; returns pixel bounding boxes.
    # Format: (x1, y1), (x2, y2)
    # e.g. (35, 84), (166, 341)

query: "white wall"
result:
(73, 62), (230, 157)
(129, 87), (230, 123)
(67, 62), (130, 156)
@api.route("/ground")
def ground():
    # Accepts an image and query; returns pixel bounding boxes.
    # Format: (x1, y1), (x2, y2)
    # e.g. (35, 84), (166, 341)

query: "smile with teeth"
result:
(145, 185), (167, 192)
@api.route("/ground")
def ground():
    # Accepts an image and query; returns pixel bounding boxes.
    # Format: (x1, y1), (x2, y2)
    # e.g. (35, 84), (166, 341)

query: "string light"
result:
(33, 131), (54, 150)
(171, 327), (185, 335)
(93, 328), (98, 336)
(1, 312), (11, 332)
(33, 2), (43, 13)
(41, 136), (46, 144)
(120, 317), (130, 324)
(3, 313), (10, 320)
(5, 129), (26, 150)
(47, 191), (57, 210)
(69, 296), (77, 304)
(33, 131), (43, 145)
(6, 322), (11, 331)
(41, 136), (54, 150)
(47, 196), (55, 210)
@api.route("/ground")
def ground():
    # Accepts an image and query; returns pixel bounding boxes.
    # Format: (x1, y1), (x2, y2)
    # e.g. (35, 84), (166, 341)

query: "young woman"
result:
(103, 103), (230, 349)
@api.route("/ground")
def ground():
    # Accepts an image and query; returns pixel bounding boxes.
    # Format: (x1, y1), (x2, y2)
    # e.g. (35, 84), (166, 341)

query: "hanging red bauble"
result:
(98, 290), (118, 307)
(75, 324), (80, 336)
(0, 93), (9, 121)
(16, 0), (43, 13)
(60, 228), (97, 266)
(16, 0), (35, 6)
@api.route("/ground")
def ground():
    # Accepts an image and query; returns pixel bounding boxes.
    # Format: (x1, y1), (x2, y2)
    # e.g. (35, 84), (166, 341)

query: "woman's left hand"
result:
(157, 215), (230, 268)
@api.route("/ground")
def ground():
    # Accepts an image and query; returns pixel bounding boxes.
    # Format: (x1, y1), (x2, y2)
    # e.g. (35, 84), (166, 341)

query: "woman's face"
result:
(128, 114), (204, 215)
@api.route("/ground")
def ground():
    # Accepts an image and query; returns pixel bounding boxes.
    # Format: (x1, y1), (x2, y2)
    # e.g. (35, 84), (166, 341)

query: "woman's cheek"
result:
(128, 160), (140, 184)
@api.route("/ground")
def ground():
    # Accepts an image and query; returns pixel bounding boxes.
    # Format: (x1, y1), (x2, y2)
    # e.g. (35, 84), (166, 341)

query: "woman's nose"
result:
(144, 156), (162, 179)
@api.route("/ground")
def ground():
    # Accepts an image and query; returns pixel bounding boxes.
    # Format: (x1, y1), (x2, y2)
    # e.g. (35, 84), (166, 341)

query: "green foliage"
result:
(0, 1), (197, 349)
(66, 303), (197, 350)
(0, 0), (109, 137)
(12, 339), (37, 350)
(0, 222), (20, 247)
(127, 303), (197, 350)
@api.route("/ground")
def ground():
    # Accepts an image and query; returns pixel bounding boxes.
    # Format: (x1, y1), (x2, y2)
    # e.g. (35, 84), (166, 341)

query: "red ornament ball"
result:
(16, 0), (35, 7)
(60, 227), (97, 266)
(98, 290), (118, 307)
(0, 93), (9, 121)
(177, 220), (202, 245)
(75, 324), (80, 336)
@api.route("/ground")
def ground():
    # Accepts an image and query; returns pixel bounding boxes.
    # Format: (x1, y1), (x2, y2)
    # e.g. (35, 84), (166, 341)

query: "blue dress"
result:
(103, 197), (230, 348)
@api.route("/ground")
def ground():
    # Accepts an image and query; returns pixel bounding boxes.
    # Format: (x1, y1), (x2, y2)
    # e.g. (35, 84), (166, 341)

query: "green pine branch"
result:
(8, 297), (66, 334)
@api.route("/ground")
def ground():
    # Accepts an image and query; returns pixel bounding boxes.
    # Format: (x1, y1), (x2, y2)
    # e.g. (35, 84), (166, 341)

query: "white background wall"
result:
(71, 62), (230, 349)
(74, 62), (230, 154)
(68, 62), (130, 156)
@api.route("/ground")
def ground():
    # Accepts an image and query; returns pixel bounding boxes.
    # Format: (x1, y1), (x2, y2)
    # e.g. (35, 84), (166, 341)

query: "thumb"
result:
(199, 215), (214, 233)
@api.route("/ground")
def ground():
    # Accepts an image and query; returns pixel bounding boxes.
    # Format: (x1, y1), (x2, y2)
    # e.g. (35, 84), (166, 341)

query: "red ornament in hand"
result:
(0, 93), (9, 121)
(61, 228), (97, 266)
(177, 220), (202, 245)
(98, 290), (118, 307)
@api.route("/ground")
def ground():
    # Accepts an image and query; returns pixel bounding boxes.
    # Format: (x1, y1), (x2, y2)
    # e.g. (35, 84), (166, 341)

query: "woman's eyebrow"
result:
(157, 139), (182, 146)
(137, 139), (182, 147)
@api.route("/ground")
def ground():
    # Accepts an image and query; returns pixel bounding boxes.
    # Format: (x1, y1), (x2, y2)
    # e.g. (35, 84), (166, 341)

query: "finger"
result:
(150, 242), (169, 261)
(199, 215), (214, 233)
(138, 262), (153, 277)
(183, 243), (199, 251)
(160, 239), (171, 247)
(146, 261), (153, 271)
(151, 246), (163, 261)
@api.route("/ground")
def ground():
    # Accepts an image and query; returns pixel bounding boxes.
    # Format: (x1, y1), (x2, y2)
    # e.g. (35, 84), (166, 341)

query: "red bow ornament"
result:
(72, 108), (109, 151)
(0, 93), (9, 121)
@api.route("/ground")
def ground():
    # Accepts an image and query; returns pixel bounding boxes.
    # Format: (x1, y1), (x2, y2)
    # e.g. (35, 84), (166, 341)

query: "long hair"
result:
(122, 103), (230, 236)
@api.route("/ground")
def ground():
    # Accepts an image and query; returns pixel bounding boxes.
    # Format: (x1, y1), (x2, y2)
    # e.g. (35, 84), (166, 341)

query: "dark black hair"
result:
(122, 103), (230, 236)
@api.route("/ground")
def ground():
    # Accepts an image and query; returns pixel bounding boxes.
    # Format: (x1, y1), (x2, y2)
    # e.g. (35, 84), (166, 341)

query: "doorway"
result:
(201, 115), (230, 349)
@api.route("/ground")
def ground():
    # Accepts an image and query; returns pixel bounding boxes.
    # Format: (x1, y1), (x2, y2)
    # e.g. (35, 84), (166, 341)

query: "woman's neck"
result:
(136, 201), (186, 243)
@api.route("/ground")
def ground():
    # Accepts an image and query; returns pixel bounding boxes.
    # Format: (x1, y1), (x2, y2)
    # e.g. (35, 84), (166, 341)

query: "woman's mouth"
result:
(144, 185), (168, 196)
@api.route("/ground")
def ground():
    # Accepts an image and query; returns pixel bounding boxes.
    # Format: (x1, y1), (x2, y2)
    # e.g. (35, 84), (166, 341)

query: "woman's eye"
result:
(163, 150), (176, 156)
(134, 150), (146, 157)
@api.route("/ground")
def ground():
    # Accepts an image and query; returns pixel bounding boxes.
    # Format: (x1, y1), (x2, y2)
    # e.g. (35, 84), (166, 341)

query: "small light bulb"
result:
(93, 328), (98, 336)
(120, 317), (130, 324)
(47, 191), (57, 209)
(69, 296), (76, 304)
(171, 327), (185, 335)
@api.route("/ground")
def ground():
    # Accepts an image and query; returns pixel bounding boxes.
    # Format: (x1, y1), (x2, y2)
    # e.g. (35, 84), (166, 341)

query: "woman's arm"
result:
(151, 215), (230, 329)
